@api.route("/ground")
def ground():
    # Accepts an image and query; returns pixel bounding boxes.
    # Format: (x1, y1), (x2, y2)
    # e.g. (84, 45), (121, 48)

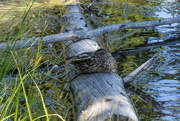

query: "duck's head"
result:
(95, 49), (112, 58)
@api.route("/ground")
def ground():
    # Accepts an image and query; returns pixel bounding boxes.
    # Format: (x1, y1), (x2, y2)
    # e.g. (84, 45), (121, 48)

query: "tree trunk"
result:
(62, 4), (138, 121)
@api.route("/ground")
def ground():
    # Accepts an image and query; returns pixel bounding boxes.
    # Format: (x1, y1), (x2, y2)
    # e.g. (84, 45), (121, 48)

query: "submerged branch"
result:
(112, 37), (180, 58)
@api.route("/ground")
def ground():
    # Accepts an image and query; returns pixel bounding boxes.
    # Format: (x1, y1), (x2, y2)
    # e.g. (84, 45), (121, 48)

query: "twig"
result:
(123, 55), (158, 83)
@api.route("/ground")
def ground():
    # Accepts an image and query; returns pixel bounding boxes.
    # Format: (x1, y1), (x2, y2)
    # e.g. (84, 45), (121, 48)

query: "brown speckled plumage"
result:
(66, 49), (116, 73)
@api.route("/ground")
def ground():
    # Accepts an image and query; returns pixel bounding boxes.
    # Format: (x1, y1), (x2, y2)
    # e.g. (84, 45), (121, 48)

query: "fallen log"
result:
(62, 4), (138, 121)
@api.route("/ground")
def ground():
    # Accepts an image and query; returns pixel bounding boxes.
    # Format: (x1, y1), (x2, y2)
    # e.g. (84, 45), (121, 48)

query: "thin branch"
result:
(0, 32), (81, 52)
(1, 16), (180, 52)
(123, 55), (158, 83)
(86, 17), (180, 37)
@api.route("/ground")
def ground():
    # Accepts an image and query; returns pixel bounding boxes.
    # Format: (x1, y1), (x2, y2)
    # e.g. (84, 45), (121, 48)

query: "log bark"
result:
(62, 4), (138, 121)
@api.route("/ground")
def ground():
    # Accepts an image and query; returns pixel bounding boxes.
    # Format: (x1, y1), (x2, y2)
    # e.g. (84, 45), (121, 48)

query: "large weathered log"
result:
(62, 4), (138, 121)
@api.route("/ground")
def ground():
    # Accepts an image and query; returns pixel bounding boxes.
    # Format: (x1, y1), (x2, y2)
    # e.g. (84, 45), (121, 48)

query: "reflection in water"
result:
(126, 0), (180, 120)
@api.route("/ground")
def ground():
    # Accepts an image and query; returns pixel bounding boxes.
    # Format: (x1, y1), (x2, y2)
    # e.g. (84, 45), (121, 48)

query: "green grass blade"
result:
(14, 86), (21, 121)
(32, 78), (49, 121)
(10, 50), (32, 121)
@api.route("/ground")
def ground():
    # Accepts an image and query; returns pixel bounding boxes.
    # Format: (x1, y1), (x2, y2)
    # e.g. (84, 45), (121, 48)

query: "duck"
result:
(66, 48), (116, 73)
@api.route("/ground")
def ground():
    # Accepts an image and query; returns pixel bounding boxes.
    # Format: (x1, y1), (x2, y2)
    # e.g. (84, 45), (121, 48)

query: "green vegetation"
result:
(0, 0), (70, 120)
(0, 0), (163, 120)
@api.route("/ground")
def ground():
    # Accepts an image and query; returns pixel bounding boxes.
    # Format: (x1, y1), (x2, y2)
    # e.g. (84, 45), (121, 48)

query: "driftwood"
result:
(62, 4), (139, 121)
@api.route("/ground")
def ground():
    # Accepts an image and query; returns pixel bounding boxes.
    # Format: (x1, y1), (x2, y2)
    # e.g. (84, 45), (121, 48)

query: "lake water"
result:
(131, 0), (180, 120)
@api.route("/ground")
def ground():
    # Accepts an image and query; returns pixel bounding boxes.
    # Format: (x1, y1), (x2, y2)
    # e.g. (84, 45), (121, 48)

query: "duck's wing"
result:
(66, 52), (93, 61)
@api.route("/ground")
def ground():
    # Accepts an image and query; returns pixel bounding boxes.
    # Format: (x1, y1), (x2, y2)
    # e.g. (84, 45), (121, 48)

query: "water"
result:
(134, 0), (180, 120)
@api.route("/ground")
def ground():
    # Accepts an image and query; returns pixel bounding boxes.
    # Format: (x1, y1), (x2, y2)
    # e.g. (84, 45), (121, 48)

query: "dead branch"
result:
(0, 16), (180, 52)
